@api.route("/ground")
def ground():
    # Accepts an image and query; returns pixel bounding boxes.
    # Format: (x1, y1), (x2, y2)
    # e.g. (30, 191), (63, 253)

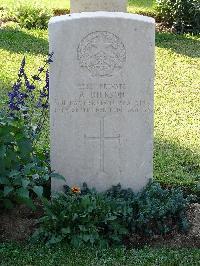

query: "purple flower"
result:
(45, 69), (49, 96)
(46, 52), (54, 64)
(8, 54), (53, 113)
(38, 67), (44, 72)
(12, 82), (22, 91)
(25, 78), (35, 91)
(32, 75), (41, 81)
(36, 70), (49, 109)
(9, 102), (19, 111)
(20, 57), (25, 69)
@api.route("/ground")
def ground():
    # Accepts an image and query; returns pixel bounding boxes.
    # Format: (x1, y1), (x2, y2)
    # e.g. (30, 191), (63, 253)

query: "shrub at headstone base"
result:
(32, 183), (190, 247)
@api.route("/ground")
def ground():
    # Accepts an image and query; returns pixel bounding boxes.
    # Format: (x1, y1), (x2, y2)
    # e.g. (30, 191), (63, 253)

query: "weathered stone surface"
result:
(49, 12), (155, 192)
(70, 0), (127, 13)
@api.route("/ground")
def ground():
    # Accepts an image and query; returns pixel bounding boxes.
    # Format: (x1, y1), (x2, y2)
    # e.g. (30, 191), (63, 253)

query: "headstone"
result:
(71, 0), (127, 13)
(49, 11), (155, 192)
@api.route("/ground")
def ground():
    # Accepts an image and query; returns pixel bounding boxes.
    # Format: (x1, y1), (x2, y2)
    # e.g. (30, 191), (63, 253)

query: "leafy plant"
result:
(156, 0), (200, 33)
(8, 54), (53, 145)
(33, 184), (128, 247)
(0, 111), (49, 209)
(15, 5), (52, 30)
(0, 54), (53, 209)
(33, 182), (190, 247)
(0, 6), (17, 23)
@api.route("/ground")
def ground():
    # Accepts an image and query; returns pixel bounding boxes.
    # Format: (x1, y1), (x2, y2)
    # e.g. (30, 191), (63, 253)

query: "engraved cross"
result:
(84, 117), (120, 173)
(91, 39), (112, 54)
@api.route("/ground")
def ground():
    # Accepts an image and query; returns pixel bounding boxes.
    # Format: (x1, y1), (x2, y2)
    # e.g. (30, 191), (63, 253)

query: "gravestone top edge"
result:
(49, 12), (155, 26)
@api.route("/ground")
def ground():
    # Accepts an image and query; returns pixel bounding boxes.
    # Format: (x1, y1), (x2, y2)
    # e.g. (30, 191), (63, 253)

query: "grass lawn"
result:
(0, 24), (199, 192)
(0, 0), (156, 13)
(1, 243), (200, 265)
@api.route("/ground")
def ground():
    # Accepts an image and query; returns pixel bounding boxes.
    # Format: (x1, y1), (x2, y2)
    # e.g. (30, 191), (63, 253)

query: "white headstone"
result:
(71, 0), (127, 13)
(49, 12), (155, 192)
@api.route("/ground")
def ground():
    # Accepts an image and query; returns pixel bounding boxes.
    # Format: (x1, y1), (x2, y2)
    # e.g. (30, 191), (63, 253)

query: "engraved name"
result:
(54, 82), (152, 113)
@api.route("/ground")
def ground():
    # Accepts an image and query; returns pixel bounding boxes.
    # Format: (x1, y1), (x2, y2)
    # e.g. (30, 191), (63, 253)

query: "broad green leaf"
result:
(32, 186), (43, 198)
(81, 196), (91, 208)
(13, 177), (22, 186)
(22, 179), (30, 188)
(79, 225), (87, 232)
(4, 186), (14, 196)
(111, 235), (121, 242)
(0, 145), (6, 158)
(32, 174), (40, 180)
(61, 227), (71, 235)
(48, 235), (62, 245)
(0, 160), (6, 175)
(9, 170), (20, 178)
(0, 126), (12, 136)
(72, 213), (79, 221)
(118, 227), (128, 235)
(107, 215), (117, 221)
(71, 236), (81, 248)
(43, 174), (50, 181)
(17, 139), (33, 159)
(16, 187), (30, 199)
(82, 234), (90, 242)
(5, 150), (18, 166)
(23, 163), (36, 175)
(51, 173), (66, 181)
(0, 176), (10, 185)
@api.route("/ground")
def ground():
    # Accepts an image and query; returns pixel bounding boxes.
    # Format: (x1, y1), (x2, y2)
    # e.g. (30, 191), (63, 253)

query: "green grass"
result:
(0, 0), (156, 13)
(154, 33), (200, 190)
(128, 0), (156, 14)
(1, 243), (200, 265)
(0, 0), (70, 9)
(0, 25), (48, 102)
(0, 24), (199, 192)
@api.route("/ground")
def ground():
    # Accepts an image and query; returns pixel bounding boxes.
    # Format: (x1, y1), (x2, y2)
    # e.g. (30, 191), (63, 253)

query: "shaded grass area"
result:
(0, 25), (48, 102)
(1, 243), (200, 266)
(0, 24), (199, 192)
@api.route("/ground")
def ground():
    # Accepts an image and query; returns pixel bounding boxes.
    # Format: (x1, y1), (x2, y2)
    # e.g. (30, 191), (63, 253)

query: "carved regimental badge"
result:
(77, 31), (126, 77)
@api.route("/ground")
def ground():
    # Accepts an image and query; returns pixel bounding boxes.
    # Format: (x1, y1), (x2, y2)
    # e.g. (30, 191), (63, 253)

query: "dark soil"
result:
(0, 203), (200, 248)
(0, 202), (43, 242)
(128, 203), (200, 249)
(153, 203), (200, 248)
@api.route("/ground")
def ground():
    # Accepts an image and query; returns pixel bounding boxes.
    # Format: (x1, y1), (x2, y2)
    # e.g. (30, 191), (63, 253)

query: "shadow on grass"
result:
(1, 26), (199, 59)
(154, 138), (200, 192)
(0, 27), (48, 55)
(156, 32), (200, 58)
(0, 78), (12, 97)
